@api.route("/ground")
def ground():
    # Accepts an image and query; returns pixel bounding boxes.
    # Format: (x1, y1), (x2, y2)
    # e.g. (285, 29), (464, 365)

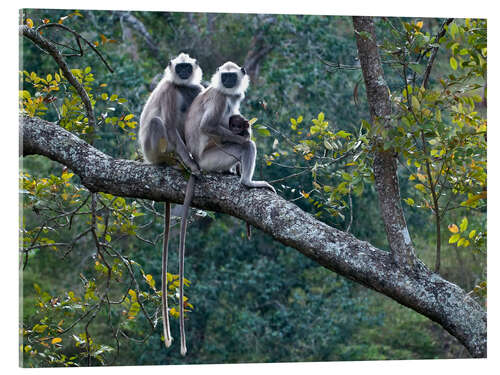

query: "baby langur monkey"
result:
(229, 114), (251, 138)
(138, 52), (203, 354)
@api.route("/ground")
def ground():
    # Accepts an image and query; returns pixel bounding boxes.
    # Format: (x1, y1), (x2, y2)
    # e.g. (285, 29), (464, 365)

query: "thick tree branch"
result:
(21, 115), (486, 357)
(243, 16), (276, 80)
(117, 11), (164, 66)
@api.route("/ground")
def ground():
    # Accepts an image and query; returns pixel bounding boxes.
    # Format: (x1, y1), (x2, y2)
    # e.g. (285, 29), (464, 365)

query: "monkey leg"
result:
(231, 141), (276, 192)
(142, 117), (169, 164)
(162, 202), (173, 348)
(199, 142), (275, 192)
(239, 141), (275, 192)
(164, 125), (200, 174)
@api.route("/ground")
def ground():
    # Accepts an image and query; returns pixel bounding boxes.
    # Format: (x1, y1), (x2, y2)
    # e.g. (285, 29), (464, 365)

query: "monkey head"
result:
(229, 114), (251, 138)
(165, 53), (202, 86)
(211, 61), (249, 96)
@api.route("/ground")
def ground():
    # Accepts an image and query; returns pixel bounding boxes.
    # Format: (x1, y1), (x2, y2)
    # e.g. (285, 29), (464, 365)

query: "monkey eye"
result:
(241, 67), (246, 75)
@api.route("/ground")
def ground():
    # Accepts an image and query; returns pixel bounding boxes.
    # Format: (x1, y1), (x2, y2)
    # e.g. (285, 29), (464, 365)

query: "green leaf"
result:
(33, 324), (48, 333)
(414, 183), (426, 193)
(450, 57), (458, 70)
(341, 172), (352, 182)
(411, 96), (420, 111)
(404, 198), (415, 206)
(435, 109), (442, 122)
(449, 233), (460, 244)
(459, 217), (468, 232)
(335, 130), (352, 139)
(255, 127), (271, 137)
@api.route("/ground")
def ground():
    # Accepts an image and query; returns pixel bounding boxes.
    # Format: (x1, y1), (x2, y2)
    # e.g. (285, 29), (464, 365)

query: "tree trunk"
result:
(20, 115), (487, 357)
(353, 16), (417, 270)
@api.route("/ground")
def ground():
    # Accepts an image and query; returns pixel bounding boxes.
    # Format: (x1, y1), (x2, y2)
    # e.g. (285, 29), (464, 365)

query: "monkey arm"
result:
(158, 84), (177, 127)
(199, 111), (248, 145)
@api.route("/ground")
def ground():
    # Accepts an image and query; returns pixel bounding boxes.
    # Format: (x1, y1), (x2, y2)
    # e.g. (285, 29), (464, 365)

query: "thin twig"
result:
(421, 18), (454, 89)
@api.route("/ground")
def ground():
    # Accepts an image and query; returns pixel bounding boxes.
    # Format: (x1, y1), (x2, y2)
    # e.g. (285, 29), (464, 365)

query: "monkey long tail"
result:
(179, 174), (196, 356)
(162, 202), (173, 348)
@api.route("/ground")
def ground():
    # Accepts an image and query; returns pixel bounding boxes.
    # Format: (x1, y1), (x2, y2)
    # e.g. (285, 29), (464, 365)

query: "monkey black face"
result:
(221, 72), (238, 89)
(175, 63), (193, 80)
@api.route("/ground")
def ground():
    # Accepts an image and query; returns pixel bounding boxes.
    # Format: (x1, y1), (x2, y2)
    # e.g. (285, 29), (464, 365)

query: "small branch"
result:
(36, 23), (114, 73)
(421, 18), (454, 89)
(20, 25), (96, 129)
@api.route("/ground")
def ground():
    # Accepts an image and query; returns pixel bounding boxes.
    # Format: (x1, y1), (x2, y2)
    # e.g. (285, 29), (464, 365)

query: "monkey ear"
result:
(241, 67), (247, 75)
(168, 60), (172, 67)
(194, 59), (198, 66)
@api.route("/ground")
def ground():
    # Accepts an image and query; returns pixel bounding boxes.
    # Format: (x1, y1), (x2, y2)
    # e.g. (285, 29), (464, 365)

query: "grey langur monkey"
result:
(138, 53), (202, 354)
(184, 61), (275, 191)
(177, 62), (275, 355)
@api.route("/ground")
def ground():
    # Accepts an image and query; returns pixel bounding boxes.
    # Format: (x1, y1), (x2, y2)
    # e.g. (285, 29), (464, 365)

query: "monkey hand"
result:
(189, 164), (201, 177)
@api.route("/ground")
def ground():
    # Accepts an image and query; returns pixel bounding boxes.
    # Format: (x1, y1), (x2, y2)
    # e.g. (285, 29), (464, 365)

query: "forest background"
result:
(12, 1), (494, 371)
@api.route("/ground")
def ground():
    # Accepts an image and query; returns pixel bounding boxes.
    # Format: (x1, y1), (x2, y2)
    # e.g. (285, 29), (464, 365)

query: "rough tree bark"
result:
(353, 17), (418, 270)
(21, 115), (486, 357)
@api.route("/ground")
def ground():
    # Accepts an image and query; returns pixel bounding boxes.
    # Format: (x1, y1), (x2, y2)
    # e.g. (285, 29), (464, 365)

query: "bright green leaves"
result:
(290, 115), (303, 130)
(447, 217), (484, 249)
(20, 66), (137, 141)
(310, 112), (326, 134)
(449, 57), (458, 70)
(404, 198), (415, 206)
(270, 111), (370, 220)
(252, 123), (271, 137)
(459, 217), (468, 232)
(448, 233), (460, 244)
(411, 95), (420, 111)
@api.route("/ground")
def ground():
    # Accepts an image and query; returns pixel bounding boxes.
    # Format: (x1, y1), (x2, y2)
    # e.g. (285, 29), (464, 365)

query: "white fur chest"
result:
(221, 96), (242, 126)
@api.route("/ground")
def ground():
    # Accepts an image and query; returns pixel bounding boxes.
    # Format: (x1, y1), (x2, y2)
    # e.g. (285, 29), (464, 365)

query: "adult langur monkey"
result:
(138, 53), (203, 353)
(178, 62), (275, 355)
(185, 61), (275, 190)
